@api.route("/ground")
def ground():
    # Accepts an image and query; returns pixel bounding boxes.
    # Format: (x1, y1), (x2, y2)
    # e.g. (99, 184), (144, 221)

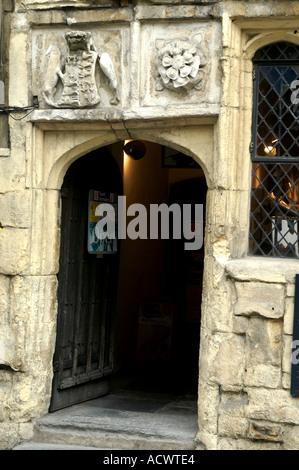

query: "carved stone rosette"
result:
(155, 34), (205, 92)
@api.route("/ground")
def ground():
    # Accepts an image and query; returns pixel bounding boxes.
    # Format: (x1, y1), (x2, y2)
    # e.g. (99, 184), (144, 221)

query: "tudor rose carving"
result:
(155, 34), (205, 92)
(43, 31), (120, 108)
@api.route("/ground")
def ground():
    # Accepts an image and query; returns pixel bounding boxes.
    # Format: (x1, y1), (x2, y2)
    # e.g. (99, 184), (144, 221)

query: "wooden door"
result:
(50, 149), (122, 412)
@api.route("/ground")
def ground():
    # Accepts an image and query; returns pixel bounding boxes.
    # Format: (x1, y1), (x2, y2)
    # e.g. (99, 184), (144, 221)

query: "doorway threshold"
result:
(17, 372), (200, 450)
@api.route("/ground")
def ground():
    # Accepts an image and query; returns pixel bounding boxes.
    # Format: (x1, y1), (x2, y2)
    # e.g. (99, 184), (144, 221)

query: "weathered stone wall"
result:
(1, 0), (299, 450)
(197, 257), (299, 449)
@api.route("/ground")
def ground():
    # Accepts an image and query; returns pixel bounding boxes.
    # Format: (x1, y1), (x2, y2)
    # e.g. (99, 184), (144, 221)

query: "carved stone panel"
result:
(32, 27), (129, 109)
(155, 35), (205, 92)
(140, 21), (221, 111)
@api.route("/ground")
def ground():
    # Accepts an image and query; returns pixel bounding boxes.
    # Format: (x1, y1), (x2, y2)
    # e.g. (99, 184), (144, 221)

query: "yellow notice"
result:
(89, 201), (100, 222)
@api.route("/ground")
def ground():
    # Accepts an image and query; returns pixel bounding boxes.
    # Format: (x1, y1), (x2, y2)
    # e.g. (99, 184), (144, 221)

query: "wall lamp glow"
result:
(123, 140), (146, 160)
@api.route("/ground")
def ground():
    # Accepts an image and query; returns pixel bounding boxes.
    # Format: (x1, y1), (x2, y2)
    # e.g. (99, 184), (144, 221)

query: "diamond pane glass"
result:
(255, 65), (299, 158)
(254, 42), (299, 61)
(250, 42), (299, 258)
(250, 163), (299, 257)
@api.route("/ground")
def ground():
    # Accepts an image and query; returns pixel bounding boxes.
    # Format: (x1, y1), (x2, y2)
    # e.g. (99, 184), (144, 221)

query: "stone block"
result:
(197, 380), (219, 435)
(226, 258), (299, 284)
(0, 275), (10, 321)
(9, 32), (28, 107)
(232, 314), (248, 334)
(195, 431), (217, 451)
(201, 274), (235, 333)
(235, 281), (285, 318)
(284, 297), (294, 335)
(16, 0), (116, 12)
(219, 391), (249, 417)
(18, 422), (35, 443)
(245, 317), (282, 388)
(0, 326), (22, 371)
(246, 363), (281, 389)
(282, 371), (291, 390)
(7, 274), (58, 414)
(27, 189), (61, 275)
(218, 436), (282, 451)
(218, 391), (249, 438)
(9, 276), (58, 369)
(0, 191), (31, 228)
(0, 423), (20, 450)
(0, 228), (29, 274)
(218, 414), (248, 438)
(286, 283), (295, 297)
(207, 333), (245, 388)
(221, 56), (241, 108)
(246, 388), (299, 425)
(0, 176), (21, 194)
(281, 424), (299, 450)
(282, 334), (293, 375)
(0, 374), (13, 422)
(248, 420), (282, 442)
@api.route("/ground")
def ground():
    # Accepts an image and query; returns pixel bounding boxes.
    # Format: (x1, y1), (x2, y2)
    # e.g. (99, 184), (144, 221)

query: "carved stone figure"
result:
(43, 31), (120, 108)
(155, 35), (205, 92)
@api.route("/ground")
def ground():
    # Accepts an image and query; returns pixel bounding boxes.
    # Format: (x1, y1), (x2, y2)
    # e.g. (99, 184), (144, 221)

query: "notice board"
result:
(88, 190), (118, 255)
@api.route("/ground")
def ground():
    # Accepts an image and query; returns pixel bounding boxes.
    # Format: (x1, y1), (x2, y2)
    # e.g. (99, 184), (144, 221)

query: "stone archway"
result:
(25, 119), (215, 442)
(49, 135), (209, 402)
(41, 135), (209, 448)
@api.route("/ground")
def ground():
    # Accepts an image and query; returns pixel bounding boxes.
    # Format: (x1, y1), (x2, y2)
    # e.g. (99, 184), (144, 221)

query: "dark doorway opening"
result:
(50, 140), (206, 415)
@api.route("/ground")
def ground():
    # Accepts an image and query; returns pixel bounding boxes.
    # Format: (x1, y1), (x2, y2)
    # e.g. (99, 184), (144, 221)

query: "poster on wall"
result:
(88, 190), (118, 255)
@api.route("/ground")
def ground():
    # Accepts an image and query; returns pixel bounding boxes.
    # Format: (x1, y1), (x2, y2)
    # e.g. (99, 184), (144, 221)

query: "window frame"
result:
(249, 41), (299, 259)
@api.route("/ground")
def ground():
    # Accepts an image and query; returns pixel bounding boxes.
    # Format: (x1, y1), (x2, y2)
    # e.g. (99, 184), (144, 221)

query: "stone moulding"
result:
(149, 0), (217, 3)
(155, 34), (206, 92)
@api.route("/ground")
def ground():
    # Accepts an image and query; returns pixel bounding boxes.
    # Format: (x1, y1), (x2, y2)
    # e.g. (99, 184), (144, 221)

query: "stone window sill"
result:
(224, 256), (299, 284)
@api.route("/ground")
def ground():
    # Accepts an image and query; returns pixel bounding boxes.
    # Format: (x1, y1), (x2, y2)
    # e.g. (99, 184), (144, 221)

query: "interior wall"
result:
(112, 140), (205, 372)
(114, 141), (167, 369)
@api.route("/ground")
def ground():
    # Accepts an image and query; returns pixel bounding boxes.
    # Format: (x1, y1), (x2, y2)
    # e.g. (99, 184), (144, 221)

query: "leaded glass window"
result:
(249, 41), (299, 258)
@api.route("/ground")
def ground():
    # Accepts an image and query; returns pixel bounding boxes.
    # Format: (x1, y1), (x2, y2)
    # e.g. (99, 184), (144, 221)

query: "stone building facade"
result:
(1, 0), (299, 450)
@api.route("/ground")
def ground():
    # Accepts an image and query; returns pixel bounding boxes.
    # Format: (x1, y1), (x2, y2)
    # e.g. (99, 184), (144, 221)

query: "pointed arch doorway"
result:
(50, 140), (207, 413)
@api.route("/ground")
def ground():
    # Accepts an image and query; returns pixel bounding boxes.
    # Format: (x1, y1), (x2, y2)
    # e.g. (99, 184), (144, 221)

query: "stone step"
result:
(30, 421), (197, 450)
(14, 434), (196, 451)
(14, 406), (198, 450)
(13, 442), (108, 450)
(13, 387), (201, 451)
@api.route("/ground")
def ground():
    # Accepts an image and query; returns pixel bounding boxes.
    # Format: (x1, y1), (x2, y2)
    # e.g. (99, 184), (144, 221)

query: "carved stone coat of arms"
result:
(43, 31), (119, 108)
